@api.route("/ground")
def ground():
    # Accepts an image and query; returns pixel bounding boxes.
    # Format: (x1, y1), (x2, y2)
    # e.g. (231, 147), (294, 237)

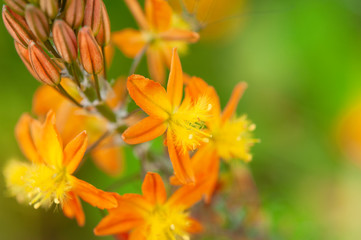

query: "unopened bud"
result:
(64, 0), (85, 29)
(96, 1), (111, 46)
(28, 41), (61, 85)
(78, 26), (103, 74)
(39, 0), (58, 19)
(25, 5), (49, 42)
(84, 0), (102, 35)
(2, 5), (35, 48)
(14, 41), (40, 80)
(4, 0), (27, 15)
(53, 20), (77, 63)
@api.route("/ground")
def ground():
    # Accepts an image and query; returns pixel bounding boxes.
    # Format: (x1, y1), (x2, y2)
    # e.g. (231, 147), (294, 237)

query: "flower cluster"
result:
(2, 0), (258, 238)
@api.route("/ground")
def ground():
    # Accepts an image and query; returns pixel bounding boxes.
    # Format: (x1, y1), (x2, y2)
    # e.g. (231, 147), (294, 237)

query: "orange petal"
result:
(109, 194), (152, 216)
(32, 85), (65, 117)
(94, 212), (144, 236)
(122, 116), (167, 144)
(15, 114), (41, 163)
(124, 0), (149, 30)
(91, 137), (124, 176)
(221, 82), (247, 123)
(145, 0), (172, 31)
(147, 48), (166, 84)
(129, 226), (147, 240)
(142, 172), (167, 205)
(33, 111), (63, 167)
(64, 131), (88, 174)
(106, 77), (127, 109)
(127, 74), (171, 119)
(160, 29), (200, 43)
(112, 29), (146, 58)
(167, 130), (195, 185)
(185, 217), (203, 233)
(62, 191), (85, 226)
(167, 48), (183, 108)
(71, 176), (118, 209)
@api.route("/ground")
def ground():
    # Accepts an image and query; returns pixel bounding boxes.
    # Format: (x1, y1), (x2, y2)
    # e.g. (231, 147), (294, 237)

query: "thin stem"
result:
(93, 74), (102, 101)
(102, 46), (107, 80)
(71, 62), (81, 88)
(56, 84), (83, 108)
(44, 40), (61, 59)
(85, 131), (110, 155)
(129, 44), (148, 76)
(106, 173), (141, 191)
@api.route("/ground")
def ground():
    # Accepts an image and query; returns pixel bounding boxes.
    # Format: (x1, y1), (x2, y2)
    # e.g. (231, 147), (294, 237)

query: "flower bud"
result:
(83, 0), (102, 35)
(28, 41), (61, 85)
(96, 1), (111, 46)
(78, 26), (103, 74)
(53, 20), (77, 63)
(39, 0), (58, 19)
(25, 5), (49, 42)
(4, 0), (27, 15)
(64, 0), (85, 29)
(14, 41), (40, 80)
(2, 5), (35, 48)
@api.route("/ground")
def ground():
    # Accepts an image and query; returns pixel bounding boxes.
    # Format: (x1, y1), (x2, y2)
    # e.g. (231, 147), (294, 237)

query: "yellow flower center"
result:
(212, 115), (258, 162)
(4, 160), (72, 209)
(146, 205), (191, 240)
(169, 96), (212, 152)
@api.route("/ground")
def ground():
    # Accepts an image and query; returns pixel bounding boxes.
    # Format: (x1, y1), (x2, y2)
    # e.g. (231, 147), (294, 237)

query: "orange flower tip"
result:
(25, 4), (49, 42)
(53, 20), (77, 63)
(28, 41), (61, 85)
(39, 0), (59, 19)
(64, 0), (85, 29)
(14, 40), (39, 80)
(95, 1), (111, 46)
(4, 0), (27, 15)
(83, 0), (102, 35)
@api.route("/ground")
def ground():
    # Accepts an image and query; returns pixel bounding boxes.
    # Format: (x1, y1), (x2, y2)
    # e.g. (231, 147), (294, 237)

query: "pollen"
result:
(212, 115), (259, 162)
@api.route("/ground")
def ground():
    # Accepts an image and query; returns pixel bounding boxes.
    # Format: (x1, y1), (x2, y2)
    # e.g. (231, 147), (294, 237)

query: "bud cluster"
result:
(2, 0), (111, 91)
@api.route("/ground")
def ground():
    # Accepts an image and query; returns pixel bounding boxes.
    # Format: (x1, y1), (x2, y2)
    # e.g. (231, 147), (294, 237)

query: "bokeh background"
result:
(2, 0), (361, 239)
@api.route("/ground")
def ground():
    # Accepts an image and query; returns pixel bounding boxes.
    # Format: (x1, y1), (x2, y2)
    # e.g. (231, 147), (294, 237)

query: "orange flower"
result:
(94, 172), (204, 239)
(3, 111), (118, 226)
(122, 49), (211, 185)
(172, 77), (258, 201)
(112, 0), (199, 83)
(32, 77), (127, 176)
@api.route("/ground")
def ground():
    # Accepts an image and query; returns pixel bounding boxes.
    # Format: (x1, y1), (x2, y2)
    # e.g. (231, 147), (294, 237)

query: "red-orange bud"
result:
(95, 1), (111, 46)
(78, 26), (103, 74)
(14, 41), (40, 80)
(64, 0), (85, 29)
(28, 41), (61, 85)
(53, 20), (77, 63)
(25, 5), (49, 42)
(83, 0), (102, 35)
(4, 0), (27, 15)
(2, 5), (35, 48)
(39, 0), (58, 19)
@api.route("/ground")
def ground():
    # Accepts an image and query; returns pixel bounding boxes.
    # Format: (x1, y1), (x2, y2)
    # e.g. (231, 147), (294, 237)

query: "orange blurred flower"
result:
(94, 172), (204, 239)
(122, 49), (211, 185)
(32, 77), (127, 176)
(172, 77), (258, 201)
(112, 0), (199, 83)
(4, 111), (118, 226)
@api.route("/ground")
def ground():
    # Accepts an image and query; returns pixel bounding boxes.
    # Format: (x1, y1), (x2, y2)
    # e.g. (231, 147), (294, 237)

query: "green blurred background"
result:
(2, 0), (361, 239)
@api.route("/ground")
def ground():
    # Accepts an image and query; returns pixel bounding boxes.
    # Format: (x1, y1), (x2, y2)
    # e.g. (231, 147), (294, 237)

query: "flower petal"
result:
(147, 47), (166, 84)
(145, 0), (172, 31)
(124, 0), (149, 30)
(15, 114), (41, 163)
(142, 172), (167, 205)
(221, 82), (247, 123)
(32, 85), (65, 117)
(71, 176), (118, 209)
(185, 217), (203, 233)
(167, 130), (195, 185)
(94, 212), (144, 236)
(160, 29), (200, 43)
(112, 29), (146, 58)
(64, 131), (88, 174)
(123, 116), (167, 144)
(167, 48), (183, 108)
(127, 74), (171, 119)
(62, 191), (85, 226)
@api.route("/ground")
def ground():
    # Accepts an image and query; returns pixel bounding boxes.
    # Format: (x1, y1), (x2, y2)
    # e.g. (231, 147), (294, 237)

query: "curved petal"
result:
(94, 212), (144, 236)
(127, 75), (171, 119)
(167, 130), (195, 185)
(71, 177), (118, 209)
(167, 48), (183, 108)
(185, 218), (203, 233)
(122, 116), (167, 144)
(142, 172), (167, 205)
(147, 48), (166, 84)
(221, 82), (247, 123)
(64, 131), (88, 174)
(145, 0), (172, 31)
(160, 29), (200, 43)
(62, 191), (85, 226)
(15, 114), (41, 163)
(112, 29), (146, 58)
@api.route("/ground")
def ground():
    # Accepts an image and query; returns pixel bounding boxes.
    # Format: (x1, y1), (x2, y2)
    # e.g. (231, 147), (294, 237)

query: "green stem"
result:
(56, 84), (83, 108)
(95, 104), (117, 123)
(44, 40), (61, 59)
(93, 74), (102, 101)
(71, 62), (81, 88)
(102, 46), (108, 80)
